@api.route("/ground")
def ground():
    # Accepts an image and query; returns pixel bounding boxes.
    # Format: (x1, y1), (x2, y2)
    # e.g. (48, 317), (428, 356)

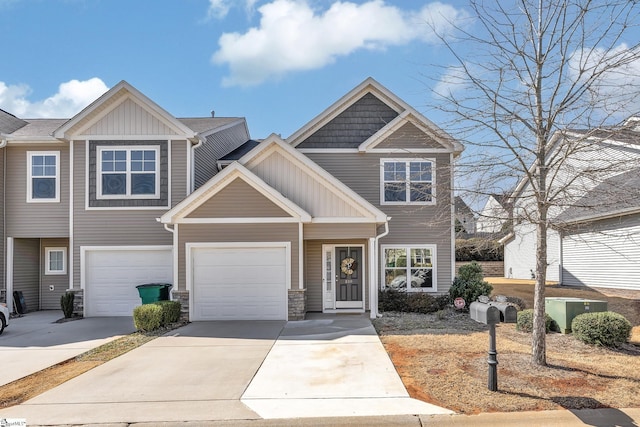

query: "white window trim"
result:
(96, 145), (160, 200)
(27, 151), (60, 203)
(45, 247), (67, 275)
(380, 158), (436, 205)
(381, 244), (437, 292)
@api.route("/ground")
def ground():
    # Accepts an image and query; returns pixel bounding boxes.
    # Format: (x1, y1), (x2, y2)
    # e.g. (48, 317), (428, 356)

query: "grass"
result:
(374, 280), (640, 414)
(0, 324), (180, 408)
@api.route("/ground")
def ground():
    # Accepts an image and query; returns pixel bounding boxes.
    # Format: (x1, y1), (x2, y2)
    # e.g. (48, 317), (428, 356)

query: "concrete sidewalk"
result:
(0, 311), (135, 386)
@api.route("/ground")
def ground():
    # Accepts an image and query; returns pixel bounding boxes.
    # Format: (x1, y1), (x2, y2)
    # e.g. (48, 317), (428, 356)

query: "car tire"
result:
(0, 313), (5, 335)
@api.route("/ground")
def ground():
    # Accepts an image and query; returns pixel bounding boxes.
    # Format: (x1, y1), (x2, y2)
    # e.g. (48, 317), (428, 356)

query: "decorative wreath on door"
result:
(340, 257), (358, 275)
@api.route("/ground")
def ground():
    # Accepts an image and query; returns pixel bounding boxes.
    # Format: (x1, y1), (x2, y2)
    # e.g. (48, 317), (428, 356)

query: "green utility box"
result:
(545, 297), (608, 334)
(136, 283), (172, 304)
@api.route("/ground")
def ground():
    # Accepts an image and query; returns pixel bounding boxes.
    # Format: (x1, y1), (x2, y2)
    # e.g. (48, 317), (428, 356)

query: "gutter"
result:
(371, 219), (390, 318)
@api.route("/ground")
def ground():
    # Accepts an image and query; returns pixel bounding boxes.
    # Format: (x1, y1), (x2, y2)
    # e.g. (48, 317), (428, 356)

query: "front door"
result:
(335, 246), (363, 308)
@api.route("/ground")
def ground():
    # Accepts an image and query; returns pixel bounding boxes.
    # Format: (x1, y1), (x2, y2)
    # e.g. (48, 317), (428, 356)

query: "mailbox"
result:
(470, 302), (501, 325)
(487, 302), (517, 323)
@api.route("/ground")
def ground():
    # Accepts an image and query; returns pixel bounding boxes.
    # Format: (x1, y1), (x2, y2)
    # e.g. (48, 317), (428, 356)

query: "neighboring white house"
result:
(502, 118), (640, 290)
(476, 194), (510, 234)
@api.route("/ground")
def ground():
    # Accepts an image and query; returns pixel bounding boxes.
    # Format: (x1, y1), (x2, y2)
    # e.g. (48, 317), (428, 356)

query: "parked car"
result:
(0, 302), (9, 335)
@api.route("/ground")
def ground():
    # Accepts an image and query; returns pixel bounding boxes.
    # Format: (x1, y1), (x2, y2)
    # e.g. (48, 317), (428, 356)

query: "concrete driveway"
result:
(0, 310), (135, 386)
(0, 316), (451, 424)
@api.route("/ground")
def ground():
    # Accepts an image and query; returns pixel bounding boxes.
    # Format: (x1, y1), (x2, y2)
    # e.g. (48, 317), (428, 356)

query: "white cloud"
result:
(0, 78), (108, 118)
(206, 0), (261, 19)
(212, 0), (469, 87)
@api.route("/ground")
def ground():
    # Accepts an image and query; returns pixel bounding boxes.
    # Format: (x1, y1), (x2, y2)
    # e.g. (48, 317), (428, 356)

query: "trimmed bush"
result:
(155, 300), (181, 325)
(449, 262), (493, 310)
(60, 292), (75, 318)
(378, 290), (450, 314)
(456, 238), (503, 262)
(572, 312), (632, 347)
(504, 296), (527, 311)
(133, 304), (163, 332)
(516, 309), (556, 333)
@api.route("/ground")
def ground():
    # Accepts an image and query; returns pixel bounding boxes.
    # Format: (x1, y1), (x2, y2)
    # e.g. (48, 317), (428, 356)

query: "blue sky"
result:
(0, 0), (469, 139)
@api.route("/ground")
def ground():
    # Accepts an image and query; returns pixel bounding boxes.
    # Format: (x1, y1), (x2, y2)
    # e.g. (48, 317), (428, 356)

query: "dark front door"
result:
(335, 246), (363, 308)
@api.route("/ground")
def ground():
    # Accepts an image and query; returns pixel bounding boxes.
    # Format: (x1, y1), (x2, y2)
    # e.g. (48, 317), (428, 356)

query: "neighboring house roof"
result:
(0, 109), (28, 134)
(287, 77), (463, 155)
(556, 169), (640, 224)
(4, 118), (68, 140)
(454, 196), (473, 216)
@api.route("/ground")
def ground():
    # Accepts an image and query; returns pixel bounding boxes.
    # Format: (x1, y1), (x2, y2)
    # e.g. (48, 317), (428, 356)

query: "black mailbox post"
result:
(469, 301), (500, 391)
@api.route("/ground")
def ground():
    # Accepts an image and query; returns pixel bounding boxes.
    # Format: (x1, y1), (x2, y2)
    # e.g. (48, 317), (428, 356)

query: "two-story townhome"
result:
(0, 82), (250, 315)
(1, 77), (462, 321)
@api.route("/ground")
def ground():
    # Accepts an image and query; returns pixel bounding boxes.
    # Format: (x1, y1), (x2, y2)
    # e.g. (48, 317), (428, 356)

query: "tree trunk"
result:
(532, 207), (548, 366)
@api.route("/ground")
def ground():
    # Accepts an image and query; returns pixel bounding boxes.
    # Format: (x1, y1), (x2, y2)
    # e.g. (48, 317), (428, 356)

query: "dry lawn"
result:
(374, 280), (640, 414)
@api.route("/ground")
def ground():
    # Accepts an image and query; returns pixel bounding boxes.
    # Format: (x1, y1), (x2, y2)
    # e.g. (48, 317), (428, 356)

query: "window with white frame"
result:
(45, 247), (67, 275)
(97, 146), (159, 199)
(381, 159), (434, 204)
(27, 151), (60, 202)
(383, 245), (435, 291)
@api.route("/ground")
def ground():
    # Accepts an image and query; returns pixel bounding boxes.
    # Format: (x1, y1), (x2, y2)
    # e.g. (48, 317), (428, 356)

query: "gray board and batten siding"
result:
(71, 139), (189, 289)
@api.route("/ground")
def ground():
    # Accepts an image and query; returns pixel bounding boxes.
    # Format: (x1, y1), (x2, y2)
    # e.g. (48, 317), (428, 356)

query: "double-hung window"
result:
(383, 245), (436, 291)
(381, 159), (434, 204)
(45, 247), (67, 275)
(27, 151), (60, 202)
(97, 146), (159, 199)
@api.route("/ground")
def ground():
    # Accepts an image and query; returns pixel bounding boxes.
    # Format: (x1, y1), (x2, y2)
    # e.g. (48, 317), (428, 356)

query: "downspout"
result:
(188, 137), (204, 195)
(159, 221), (178, 299)
(371, 219), (390, 318)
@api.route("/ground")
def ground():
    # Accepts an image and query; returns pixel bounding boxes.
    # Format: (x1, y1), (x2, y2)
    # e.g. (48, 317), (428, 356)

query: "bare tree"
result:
(430, 0), (640, 365)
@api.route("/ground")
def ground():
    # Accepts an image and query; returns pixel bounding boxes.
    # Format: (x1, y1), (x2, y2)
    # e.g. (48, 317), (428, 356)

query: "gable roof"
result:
(160, 162), (311, 224)
(240, 134), (389, 223)
(287, 77), (463, 155)
(53, 80), (198, 141)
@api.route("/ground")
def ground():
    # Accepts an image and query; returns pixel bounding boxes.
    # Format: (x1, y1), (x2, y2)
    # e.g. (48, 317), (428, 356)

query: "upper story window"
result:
(97, 146), (159, 199)
(27, 151), (60, 203)
(381, 159), (434, 204)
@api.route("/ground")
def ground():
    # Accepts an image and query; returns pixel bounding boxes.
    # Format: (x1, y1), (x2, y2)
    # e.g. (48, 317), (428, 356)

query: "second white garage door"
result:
(191, 245), (288, 321)
(84, 247), (173, 317)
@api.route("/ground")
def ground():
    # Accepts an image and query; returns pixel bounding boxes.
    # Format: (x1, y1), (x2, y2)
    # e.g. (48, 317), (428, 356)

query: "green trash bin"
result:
(136, 283), (172, 304)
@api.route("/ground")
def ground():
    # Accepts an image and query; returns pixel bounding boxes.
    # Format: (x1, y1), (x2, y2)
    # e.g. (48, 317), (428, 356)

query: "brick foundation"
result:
(288, 289), (306, 320)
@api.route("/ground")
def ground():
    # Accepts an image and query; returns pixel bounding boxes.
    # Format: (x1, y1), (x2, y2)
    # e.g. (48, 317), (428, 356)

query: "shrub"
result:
(378, 290), (450, 314)
(572, 312), (632, 347)
(60, 292), (75, 318)
(449, 262), (493, 310)
(516, 309), (556, 333)
(455, 238), (503, 262)
(379, 289), (409, 312)
(133, 304), (163, 332)
(155, 300), (181, 325)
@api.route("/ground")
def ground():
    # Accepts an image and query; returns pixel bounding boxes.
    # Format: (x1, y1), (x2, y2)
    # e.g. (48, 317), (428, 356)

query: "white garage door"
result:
(84, 247), (173, 317)
(191, 245), (288, 321)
